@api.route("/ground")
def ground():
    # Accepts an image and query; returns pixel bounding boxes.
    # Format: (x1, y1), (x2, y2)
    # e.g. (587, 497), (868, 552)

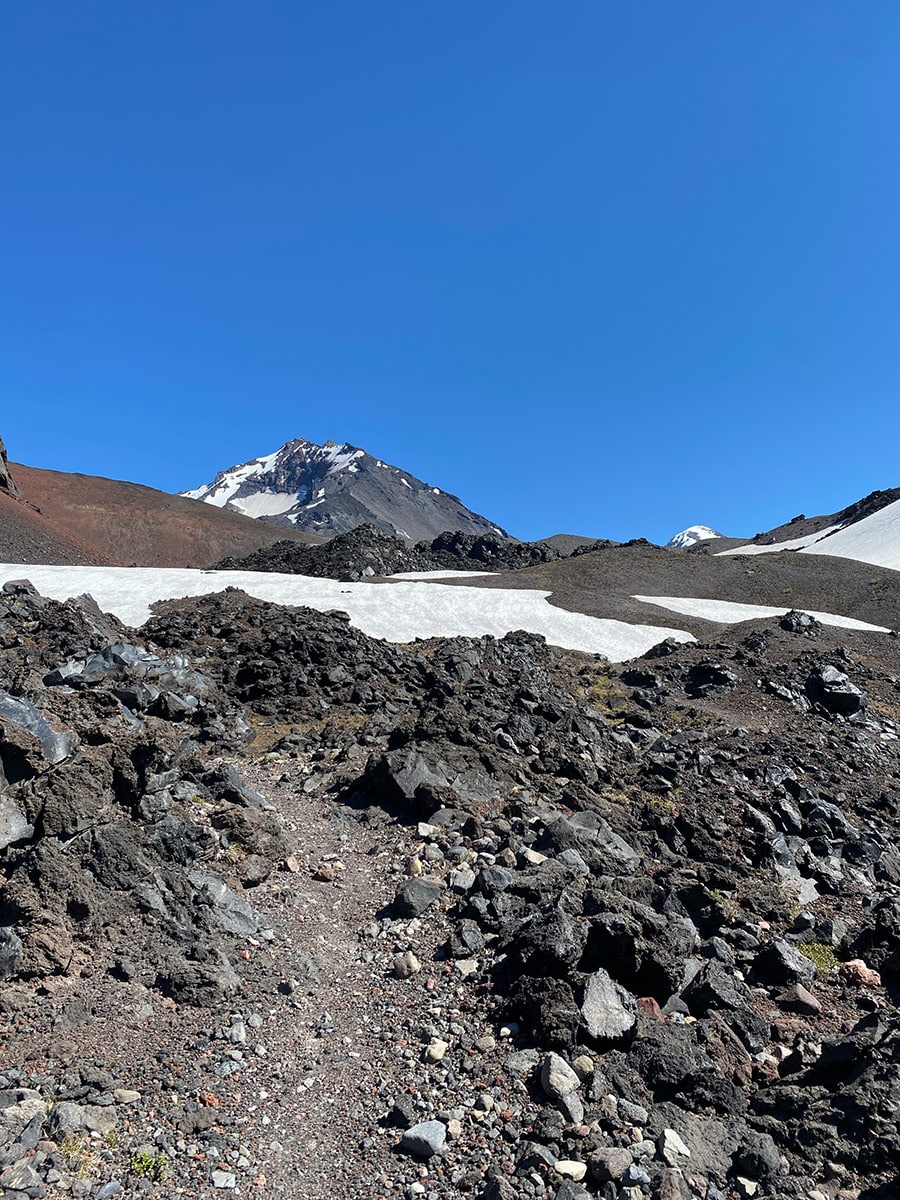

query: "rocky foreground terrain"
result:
(1, 579), (899, 1200)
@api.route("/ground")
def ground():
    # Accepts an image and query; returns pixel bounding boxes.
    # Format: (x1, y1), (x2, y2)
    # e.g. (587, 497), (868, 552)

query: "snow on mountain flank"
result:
(716, 499), (900, 571)
(0, 563), (694, 660)
(181, 448), (282, 506)
(230, 492), (299, 519)
(795, 497), (900, 571)
(666, 525), (724, 549)
(717, 525), (844, 557)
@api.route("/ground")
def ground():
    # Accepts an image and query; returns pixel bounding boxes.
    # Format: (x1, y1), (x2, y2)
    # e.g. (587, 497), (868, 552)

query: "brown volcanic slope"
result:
(0, 490), (118, 565)
(12, 463), (324, 569)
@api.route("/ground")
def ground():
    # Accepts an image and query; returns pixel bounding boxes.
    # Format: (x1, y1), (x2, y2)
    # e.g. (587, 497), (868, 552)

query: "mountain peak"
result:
(665, 524), (724, 549)
(181, 437), (507, 542)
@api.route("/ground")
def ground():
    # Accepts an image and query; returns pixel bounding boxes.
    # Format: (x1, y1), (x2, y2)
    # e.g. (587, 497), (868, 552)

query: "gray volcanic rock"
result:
(217, 523), (571, 577)
(0, 583), (286, 1004)
(806, 664), (867, 716)
(400, 1120), (447, 1157)
(540, 1052), (581, 1101)
(394, 877), (443, 917)
(0, 797), (33, 850)
(182, 437), (507, 542)
(0, 436), (19, 498)
(7, 572), (900, 1195)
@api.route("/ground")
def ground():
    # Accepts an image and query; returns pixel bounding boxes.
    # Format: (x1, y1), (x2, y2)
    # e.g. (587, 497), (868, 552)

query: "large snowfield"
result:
(717, 525), (844, 556)
(796, 498), (900, 571)
(718, 498), (900, 571)
(0, 564), (695, 662)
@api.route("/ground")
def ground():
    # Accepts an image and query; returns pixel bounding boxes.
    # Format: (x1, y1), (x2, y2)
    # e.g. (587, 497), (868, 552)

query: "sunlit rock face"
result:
(0, 436), (20, 499)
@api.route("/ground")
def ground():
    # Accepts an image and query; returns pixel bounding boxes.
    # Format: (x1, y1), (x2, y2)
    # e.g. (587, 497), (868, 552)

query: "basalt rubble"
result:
(214, 524), (593, 579)
(1, 584), (900, 1200)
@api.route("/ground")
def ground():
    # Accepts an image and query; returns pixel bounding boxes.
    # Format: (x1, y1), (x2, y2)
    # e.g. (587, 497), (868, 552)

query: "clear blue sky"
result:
(3, 2), (899, 541)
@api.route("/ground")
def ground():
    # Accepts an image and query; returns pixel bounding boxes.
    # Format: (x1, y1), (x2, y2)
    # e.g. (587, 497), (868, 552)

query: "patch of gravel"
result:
(2, 746), (523, 1200)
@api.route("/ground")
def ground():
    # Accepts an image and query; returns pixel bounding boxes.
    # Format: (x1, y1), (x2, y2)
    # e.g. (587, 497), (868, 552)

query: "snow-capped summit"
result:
(182, 437), (507, 542)
(665, 525), (724, 549)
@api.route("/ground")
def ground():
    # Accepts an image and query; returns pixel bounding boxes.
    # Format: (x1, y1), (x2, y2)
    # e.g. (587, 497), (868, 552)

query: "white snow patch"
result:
(634, 595), (889, 633)
(797, 499), (900, 571)
(719, 502), (900, 570)
(388, 570), (497, 580)
(401, 478), (412, 488)
(432, 488), (441, 495)
(181, 447), (283, 507)
(717, 525), (843, 556)
(0, 563), (694, 661)
(231, 491), (298, 519)
(322, 445), (363, 476)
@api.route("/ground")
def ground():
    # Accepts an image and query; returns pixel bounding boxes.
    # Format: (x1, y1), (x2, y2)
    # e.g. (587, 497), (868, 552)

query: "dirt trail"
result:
(5, 746), (480, 1200)
(238, 755), (508, 1200)
(237, 755), (408, 1199)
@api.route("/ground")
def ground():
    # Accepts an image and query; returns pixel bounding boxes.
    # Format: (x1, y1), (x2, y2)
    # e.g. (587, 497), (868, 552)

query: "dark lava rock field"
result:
(214, 524), (587, 579)
(2, 579), (900, 1199)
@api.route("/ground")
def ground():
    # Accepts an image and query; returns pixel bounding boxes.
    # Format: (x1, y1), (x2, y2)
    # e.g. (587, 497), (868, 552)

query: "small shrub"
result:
(798, 942), (840, 973)
(60, 1134), (98, 1178)
(130, 1151), (168, 1181)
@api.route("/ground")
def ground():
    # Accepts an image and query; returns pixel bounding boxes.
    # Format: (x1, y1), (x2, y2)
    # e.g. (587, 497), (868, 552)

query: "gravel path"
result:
(2, 745), (517, 1200)
(237, 754), (514, 1200)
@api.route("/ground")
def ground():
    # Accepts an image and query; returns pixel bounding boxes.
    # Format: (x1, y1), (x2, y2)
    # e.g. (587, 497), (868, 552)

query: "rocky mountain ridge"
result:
(4, 460), (324, 568)
(4, 428), (900, 573)
(182, 437), (508, 543)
